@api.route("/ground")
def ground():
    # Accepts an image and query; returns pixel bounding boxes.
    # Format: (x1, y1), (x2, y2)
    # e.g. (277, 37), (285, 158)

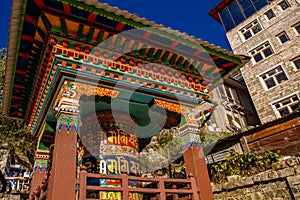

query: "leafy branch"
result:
(209, 149), (279, 183)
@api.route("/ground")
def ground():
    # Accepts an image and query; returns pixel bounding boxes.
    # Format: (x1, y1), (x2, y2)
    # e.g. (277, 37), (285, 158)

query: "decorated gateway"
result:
(3, 0), (248, 199)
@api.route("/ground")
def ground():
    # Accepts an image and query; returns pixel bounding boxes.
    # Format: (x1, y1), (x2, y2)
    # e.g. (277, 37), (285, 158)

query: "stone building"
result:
(209, 0), (300, 124)
(211, 77), (260, 134)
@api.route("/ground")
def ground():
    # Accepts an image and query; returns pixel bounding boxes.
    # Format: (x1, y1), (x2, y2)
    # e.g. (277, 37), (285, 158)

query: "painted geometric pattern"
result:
(59, 81), (119, 101)
(33, 159), (48, 172)
(181, 133), (202, 149)
(57, 114), (79, 132)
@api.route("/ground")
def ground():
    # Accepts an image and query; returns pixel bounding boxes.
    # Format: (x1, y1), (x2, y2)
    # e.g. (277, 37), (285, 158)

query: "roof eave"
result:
(3, 0), (25, 117)
(76, 0), (243, 63)
(208, 0), (235, 22)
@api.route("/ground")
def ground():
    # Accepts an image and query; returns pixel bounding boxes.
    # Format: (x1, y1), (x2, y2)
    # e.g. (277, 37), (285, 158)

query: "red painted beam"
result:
(63, 4), (71, 15)
(223, 62), (236, 68)
(10, 111), (19, 116)
(16, 69), (27, 75)
(13, 84), (25, 89)
(170, 41), (179, 48)
(116, 22), (125, 31)
(34, 0), (46, 9)
(88, 13), (97, 22)
(142, 32), (151, 39)
(211, 56), (219, 61)
(21, 35), (35, 42)
(12, 95), (23, 100)
(19, 52), (30, 59)
(193, 50), (202, 56)
(10, 104), (21, 108)
(24, 14), (38, 26)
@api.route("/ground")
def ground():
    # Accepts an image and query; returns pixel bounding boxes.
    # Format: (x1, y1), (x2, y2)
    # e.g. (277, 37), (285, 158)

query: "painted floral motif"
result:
(57, 114), (79, 132)
(59, 81), (119, 101)
(61, 82), (77, 98)
(155, 99), (182, 113)
(34, 158), (48, 172)
(180, 133), (202, 150)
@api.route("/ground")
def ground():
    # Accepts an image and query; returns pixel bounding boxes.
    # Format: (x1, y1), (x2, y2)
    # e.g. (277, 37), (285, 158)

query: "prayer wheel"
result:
(80, 110), (142, 199)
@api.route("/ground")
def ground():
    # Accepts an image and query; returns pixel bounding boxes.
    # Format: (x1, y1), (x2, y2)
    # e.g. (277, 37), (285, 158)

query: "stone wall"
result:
(0, 194), (20, 200)
(212, 157), (300, 200)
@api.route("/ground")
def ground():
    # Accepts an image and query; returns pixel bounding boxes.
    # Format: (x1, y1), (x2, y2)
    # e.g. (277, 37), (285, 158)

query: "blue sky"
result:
(0, 0), (231, 50)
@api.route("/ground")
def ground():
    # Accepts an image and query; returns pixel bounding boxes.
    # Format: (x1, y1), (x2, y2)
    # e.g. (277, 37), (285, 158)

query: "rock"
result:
(259, 171), (269, 181)
(227, 175), (240, 182)
(285, 157), (299, 167)
(211, 183), (223, 193)
(272, 159), (288, 170)
(277, 167), (295, 178)
(263, 189), (275, 198)
(267, 170), (279, 180)
(236, 177), (254, 187)
(294, 165), (300, 175)
(228, 180), (237, 189)
(287, 175), (300, 186)
(254, 192), (265, 200)
(252, 173), (262, 182)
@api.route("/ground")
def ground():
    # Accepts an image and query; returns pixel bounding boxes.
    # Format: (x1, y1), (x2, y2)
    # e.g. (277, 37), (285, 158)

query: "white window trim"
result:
(264, 9), (276, 21)
(225, 110), (246, 128)
(292, 22), (300, 35)
(276, 31), (290, 44)
(238, 18), (263, 42)
(278, 0), (291, 11)
(248, 39), (276, 64)
(256, 62), (289, 91)
(291, 57), (300, 71)
(269, 91), (300, 118)
(256, 62), (285, 77)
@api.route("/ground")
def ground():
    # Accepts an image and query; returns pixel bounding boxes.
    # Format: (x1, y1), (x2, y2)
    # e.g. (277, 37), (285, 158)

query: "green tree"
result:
(0, 48), (37, 170)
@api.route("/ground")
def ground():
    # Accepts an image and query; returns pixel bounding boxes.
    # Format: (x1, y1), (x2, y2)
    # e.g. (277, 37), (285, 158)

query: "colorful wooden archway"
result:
(4, 0), (249, 199)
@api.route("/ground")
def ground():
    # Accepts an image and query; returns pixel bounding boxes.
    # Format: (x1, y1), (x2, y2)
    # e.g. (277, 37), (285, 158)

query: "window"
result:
(218, 85), (241, 104)
(218, 0), (274, 31)
(250, 42), (274, 63)
(278, 0), (290, 10)
(239, 0), (256, 18)
(240, 20), (262, 40)
(272, 94), (300, 117)
(219, 7), (235, 32)
(276, 31), (289, 44)
(292, 57), (300, 70)
(259, 65), (288, 89)
(229, 1), (245, 25)
(226, 110), (246, 130)
(265, 9), (275, 20)
(292, 22), (300, 34)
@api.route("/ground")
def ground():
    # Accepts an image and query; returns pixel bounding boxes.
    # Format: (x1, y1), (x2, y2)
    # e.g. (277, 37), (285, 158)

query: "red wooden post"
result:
(79, 166), (87, 200)
(157, 171), (166, 200)
(188, 173), (200, 200)
(172, 184), (178, 200)
(121, 170), (129, 200)
(29, 150), (49, 200)
(183, 144), (214, 200)
(46, 110), (79, 200)
(29, 165), (47, 200)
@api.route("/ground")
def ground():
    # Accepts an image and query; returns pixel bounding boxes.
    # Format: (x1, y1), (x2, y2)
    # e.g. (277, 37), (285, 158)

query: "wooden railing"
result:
(31, 178), (48, 200)
(78, 166), (200, 200)
(5, 177), (30, 194)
